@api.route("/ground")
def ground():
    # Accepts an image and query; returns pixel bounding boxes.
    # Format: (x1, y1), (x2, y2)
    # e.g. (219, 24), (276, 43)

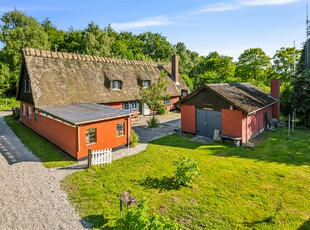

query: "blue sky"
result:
(0, 0), (307, 60)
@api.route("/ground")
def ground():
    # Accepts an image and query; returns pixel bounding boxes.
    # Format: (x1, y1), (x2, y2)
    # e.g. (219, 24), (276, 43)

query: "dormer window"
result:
(142, 80), (150, 89)
(181, 89), (188, 97)
(112, 80), (122, 90)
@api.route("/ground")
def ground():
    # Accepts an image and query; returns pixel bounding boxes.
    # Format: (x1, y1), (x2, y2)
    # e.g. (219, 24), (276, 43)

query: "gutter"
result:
(247, 101), (277, 115)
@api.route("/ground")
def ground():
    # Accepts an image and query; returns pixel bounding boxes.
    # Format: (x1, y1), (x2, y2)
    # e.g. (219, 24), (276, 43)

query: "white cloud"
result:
(241, 0), (300, 6)
(197, 3), (241, 13)
(111, 17), (170, 31)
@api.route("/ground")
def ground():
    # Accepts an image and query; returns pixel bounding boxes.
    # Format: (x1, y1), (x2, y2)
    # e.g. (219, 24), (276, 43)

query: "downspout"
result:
(127, 115), (131, 149)
(77, 125), (80, 157)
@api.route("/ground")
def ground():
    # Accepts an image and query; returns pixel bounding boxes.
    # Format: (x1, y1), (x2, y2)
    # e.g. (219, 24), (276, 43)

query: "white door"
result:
(142, 103), (151, 116)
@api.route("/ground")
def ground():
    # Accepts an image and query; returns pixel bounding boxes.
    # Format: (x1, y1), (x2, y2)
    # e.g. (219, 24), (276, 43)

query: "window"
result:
(86, 128), (97, 144)
(34, 109), (39, 122)
(24, 80), (31, 93)
(116, 123), (125, 137)
(131, 101), (139, 110)
(27, 107), (32, 119)
(123, 102), (130, 110)
(142, 80), (150, 88)
(22, 104), (26, 116)
(181, 89), (188, 97)
(112, 80), (122, 90)
(122, 101), (139, 110)
(164, 99), (170, 105)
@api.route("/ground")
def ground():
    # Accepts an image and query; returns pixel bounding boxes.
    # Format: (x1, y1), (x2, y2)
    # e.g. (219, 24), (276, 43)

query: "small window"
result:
(164, 99), (170, 105)
(27, 107), (32, 119)
(116, 123), (125, 137)
(131, 101), (139, 110)
(142, 80), (150, 88)
(86, 128), (97, 144)
(34, 109), (39, 122)
(181, 89), (188, 97)
(22, 104), (26, 116)
(24, 80), (31, 93)
(123, 102), (130, 110)
(112, 80), (122, 90)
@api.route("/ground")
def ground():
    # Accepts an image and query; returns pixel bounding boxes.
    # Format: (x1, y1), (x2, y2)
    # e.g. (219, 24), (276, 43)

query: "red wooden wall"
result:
(181, 104), (196, 133)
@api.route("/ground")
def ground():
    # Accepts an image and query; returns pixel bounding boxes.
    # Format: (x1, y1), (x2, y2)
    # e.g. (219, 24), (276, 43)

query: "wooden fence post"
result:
(88, 149), (92, 168)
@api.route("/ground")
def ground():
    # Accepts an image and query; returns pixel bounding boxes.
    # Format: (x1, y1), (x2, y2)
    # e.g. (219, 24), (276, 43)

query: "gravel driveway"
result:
(0, 111), (85, 230)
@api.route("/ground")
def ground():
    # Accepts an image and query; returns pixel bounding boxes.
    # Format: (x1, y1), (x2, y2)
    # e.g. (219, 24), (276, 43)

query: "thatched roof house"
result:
(17, 48), (188, 108)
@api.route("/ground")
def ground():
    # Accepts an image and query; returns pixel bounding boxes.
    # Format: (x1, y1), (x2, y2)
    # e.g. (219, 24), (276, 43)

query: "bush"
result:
(173, 156), (199, 187)
(131, 130), (139, 147)
(0, 97), (19, 110)
(12, 106), (20, 120)
(147, 116), (160, 128)
(116, 199), (180, 230)
(157, 106), (168, 115)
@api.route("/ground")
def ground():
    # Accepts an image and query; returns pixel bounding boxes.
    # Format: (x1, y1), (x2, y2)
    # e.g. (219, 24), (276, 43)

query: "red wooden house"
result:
(179, 80), (280, 143)
(17, 48), (188, 160)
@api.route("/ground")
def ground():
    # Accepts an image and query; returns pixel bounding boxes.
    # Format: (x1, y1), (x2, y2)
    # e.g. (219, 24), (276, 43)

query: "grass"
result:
(62, 128), (310, 229)
(4, 115), (76, 168)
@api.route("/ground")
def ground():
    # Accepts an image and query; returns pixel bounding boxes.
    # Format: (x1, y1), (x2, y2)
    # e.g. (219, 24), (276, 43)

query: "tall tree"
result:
(41, 18), (65, 52)
(0, 9), (49, 95)
(189, 51), (236, 89)
(235, 48), (273, 84)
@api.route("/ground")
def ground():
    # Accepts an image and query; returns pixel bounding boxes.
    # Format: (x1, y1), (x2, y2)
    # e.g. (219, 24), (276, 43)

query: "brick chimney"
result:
(271, 79), (280, 120)
(172, 54), (180, 85)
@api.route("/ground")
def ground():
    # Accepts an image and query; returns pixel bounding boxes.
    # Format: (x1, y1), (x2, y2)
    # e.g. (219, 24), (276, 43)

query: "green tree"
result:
(273, 47), (301, 115)
(174, 42), (200, 75)
(41, 18), (65, 51)
(140, 71), (168, 127)
(189, 51), (236, 89)
(0, 9), (49, 95)
(235, 48), (273, 84)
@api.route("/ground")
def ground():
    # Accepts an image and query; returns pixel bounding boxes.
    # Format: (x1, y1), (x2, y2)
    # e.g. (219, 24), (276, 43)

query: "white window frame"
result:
(86, 128), (97, 145)
(116, 122), (125, 137)
(164, 99), (171, 105)
(27, 107), (32, 119)
(22, 104), (26, 116)
(24, 80), (31, 93)
(142, 80), (150, 89)
(112, 80), (122, 90)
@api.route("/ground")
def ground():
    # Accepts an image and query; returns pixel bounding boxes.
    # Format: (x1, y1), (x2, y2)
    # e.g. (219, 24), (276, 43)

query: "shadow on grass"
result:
(80, 214), (112, 229)
(137, 175), (179, 192)
(299, 219), (310, 230)
(243, 216), (275, 228)
(150, 130), (310, 166)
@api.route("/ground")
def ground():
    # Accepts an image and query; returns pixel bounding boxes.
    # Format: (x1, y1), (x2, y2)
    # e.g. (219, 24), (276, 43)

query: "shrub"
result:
(131, 130), (139, 147)
(157, 106), (168, 115)
(116, 199), (180, 230)
(173, 156), (199, 187)
(147, 116), (160, 128)
(12, 107), (20, 120)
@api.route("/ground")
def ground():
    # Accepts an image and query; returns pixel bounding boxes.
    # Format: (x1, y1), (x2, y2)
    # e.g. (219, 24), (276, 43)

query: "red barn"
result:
(16, 48), (189, 160)
(179, 80), (280, 143)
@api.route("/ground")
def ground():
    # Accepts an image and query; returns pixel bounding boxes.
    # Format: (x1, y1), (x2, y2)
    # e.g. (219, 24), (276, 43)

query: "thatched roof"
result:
(18, 48), (188, 108)
(179, 83), (277, 114)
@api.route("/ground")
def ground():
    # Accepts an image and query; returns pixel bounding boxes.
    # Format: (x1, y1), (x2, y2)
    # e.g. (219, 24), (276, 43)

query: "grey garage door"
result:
(196, 110), (222, 138)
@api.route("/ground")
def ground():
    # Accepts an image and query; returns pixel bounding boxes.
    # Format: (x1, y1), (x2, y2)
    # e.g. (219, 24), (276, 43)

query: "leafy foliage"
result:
(146, 116), (160, 128)
(173, 156), (199, 187)
(116, 199), (180, 230)
(140, 70), (168, 126)
(130, 130), (139, 147)
(291, 70), (310, 115)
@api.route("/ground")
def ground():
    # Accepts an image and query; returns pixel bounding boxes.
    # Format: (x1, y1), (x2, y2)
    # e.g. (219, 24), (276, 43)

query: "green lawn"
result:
(4, 115), (76, 168)
(62, 128), (310, 229)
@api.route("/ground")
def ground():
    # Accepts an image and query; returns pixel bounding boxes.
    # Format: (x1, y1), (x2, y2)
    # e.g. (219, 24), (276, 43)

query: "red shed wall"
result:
(242, 106), (272, 142)
(77, 116), (130, 159)
(108, 102), (123, 109)
(222, 109), (242, 137)
(181, 104), (196, 133)
(20, 102), (78, 158)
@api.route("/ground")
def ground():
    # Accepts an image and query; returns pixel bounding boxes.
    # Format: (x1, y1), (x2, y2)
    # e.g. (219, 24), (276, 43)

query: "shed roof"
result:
(18, 48), (188, 108)
(41, 103), (134, 125)
(179, 83), (277, 114)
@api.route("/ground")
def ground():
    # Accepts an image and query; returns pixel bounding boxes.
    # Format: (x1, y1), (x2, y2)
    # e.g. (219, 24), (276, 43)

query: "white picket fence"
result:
(89, 148), (112, 166)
